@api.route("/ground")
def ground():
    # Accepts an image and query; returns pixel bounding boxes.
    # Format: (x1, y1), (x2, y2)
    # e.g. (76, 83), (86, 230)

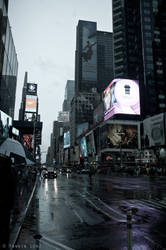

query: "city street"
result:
(14, 173), (166, 250)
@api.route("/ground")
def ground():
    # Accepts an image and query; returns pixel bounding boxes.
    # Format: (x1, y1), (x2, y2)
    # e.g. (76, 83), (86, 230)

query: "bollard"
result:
(127, 208), (132, 250)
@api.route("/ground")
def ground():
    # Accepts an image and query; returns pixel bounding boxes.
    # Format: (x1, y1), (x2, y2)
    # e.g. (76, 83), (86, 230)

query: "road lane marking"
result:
(41, 235), (75, 250)
(85, 191), (127, 219)
(65, 199), (84, 223)
(77, 191), (126, 222)
(141, 199), (166, 210)
(144, 236), (163, 248)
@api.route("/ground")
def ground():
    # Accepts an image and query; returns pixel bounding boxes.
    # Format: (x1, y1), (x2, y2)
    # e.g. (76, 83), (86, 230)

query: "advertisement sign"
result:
(80, 137), (88, 158)
(22, 134), (34, 151)
(104, 78), (140, 121)
(77, 122), (89, 137)
(82, 22), (97, 81)
(12, 127), (19, 136)
(0, 110), (12, 137)
(58, 111), (69, 122)
(143, 113), (165, 147)
(25, 95), (37, 113)
(26, 83), (37, 95)
(64, 131), (70, 149)
(100, 124), (138, 149)
(24, 112), (36, 121)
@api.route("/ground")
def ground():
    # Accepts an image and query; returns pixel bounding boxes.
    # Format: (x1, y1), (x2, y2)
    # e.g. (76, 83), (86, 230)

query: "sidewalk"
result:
(8, 174), (39, 249)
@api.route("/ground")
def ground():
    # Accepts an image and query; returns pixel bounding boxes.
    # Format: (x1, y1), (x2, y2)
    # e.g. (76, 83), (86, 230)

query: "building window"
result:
(158, 94), (165, 99)
(159, 103), (166, 108)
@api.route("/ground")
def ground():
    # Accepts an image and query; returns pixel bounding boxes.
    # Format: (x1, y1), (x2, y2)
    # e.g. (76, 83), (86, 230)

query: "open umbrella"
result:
(0, 137), (35, 165)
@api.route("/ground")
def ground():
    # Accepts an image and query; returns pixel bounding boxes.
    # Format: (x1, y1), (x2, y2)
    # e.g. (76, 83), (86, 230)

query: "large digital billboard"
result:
(82, 22), (97, 81)
(25, 95), (37, 113)
(103, 79), (140, 121)
(143, 113), (165, 147)
(64, 131), (70, 149)
(0, 110), (12, 137)
(100, 124), (138, 149)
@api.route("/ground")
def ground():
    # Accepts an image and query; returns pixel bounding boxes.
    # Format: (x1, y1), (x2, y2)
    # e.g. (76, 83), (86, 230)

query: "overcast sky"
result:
(8, 0), (112, 162)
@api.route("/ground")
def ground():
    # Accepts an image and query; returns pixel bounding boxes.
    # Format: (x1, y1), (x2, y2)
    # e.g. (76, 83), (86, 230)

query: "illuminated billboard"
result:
(80, 137), (88, 158)
(82, 21), (97, 81)
(22, 134), (34, 151)
(100, 124), (138, 149)
(0, 110), (12, 137)
(64, 131), (70, 149)
(103, 79), (140, 121)
(25, 95), (37, 113)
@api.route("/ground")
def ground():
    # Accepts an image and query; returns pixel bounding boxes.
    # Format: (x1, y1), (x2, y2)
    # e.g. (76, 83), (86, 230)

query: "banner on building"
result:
(82, 21), (97, 81)
(143, 113), (165, 147)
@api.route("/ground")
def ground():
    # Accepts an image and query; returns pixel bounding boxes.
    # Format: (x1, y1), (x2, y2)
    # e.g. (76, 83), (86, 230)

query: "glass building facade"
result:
(0, 0), (18, 118)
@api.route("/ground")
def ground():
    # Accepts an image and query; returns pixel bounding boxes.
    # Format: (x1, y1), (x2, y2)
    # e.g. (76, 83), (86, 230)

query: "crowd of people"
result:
(117, 163), (166, 177)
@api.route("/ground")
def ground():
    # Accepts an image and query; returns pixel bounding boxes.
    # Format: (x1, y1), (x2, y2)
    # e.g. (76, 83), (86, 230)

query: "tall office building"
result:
(71, 20), (114, 146)
(97, 31), (114, 93)
(62, 80), (75, 112)
(0, 0), (18, 118)
(112, 0), (166, 118)
(75, 20), (114, 95)
(75, 20), (97, 95)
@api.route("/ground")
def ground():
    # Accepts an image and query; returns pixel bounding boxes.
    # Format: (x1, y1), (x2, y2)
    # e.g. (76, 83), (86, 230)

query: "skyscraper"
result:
(71, 20), (114, 146)
(75, 20), (98, 95)
(62, 80), (75, 112)
(97, 31), (114, 93)
(112, 0), (166, 118)
(0, 0), (18, 118)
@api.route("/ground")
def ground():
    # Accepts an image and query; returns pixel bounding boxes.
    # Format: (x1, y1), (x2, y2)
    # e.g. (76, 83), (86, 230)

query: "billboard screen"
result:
(22, 134), (34, 151)
(143, 113), (165, 147)
(80, 137), (88, 158)
(0, 110), (12, 137)
(25, 95), (37, 113)
(100, 124), (138, 149)
(26, 83), (37, 95)
(82, 22), (97, 81)
(103, 78), (140, 121)
(64, 131), (70, 149)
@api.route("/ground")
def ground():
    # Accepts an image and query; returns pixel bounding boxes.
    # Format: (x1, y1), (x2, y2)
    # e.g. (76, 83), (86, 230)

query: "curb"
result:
(9, 175), (39, 249)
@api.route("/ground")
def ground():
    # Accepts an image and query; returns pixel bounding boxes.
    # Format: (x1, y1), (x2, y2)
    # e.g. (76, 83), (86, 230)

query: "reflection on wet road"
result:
(15, 174), (166, 249)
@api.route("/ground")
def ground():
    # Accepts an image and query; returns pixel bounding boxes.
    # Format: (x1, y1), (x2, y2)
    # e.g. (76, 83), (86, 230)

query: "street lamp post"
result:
(117, 130), (125, 168)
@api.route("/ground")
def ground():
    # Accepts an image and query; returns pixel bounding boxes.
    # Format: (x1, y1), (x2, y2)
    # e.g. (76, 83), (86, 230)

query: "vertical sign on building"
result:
(82, 22), (97, 81)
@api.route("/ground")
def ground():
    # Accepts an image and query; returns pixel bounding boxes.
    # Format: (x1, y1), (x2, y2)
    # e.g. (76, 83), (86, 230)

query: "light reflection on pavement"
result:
(14, 174), (166, 250)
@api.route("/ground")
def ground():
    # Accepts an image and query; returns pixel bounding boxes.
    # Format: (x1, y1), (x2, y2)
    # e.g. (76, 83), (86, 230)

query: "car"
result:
(45, 168), (57, 178)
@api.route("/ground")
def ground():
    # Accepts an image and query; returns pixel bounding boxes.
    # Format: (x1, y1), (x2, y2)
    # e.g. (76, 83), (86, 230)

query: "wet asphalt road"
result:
(14, 173), (166, 250)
